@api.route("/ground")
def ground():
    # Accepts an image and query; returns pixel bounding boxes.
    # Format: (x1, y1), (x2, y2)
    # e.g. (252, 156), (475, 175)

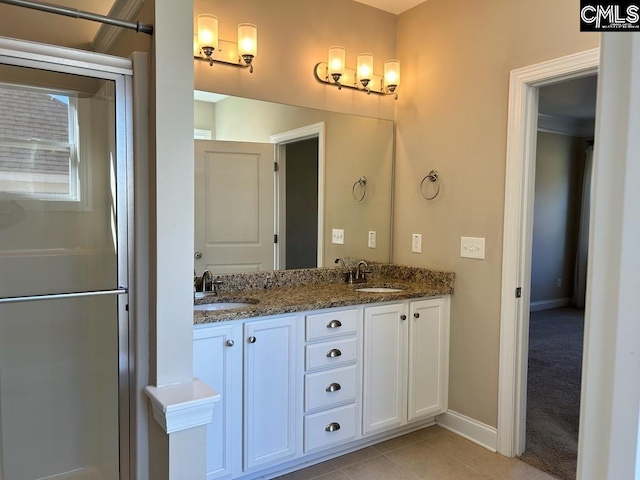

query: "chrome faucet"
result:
(355, 261), (370, 281)
(201, 270), (212, 293)
(335, 257), (354, 283)
(335, 258), (370, 283)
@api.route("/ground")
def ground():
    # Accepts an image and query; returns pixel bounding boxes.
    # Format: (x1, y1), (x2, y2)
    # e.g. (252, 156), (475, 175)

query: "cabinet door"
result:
(244, 316), (299, 470)
(362, 303), (407, 435)
(408, 297), (449, 421)
(193, 323), (242, 480)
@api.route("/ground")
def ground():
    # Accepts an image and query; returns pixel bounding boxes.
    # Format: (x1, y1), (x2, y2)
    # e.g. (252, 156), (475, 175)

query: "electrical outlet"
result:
(460, 237), (485, 259)
(332, 229), (344, 245)
(368, 231), (377, 248)
(412, 233), (422, 253)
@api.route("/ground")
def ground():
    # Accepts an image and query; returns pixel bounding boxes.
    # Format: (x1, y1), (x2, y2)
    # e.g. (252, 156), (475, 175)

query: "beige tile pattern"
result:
(274, 426), (556, 480)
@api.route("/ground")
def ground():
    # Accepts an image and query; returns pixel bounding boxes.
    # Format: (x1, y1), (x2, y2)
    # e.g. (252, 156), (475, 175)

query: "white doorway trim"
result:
(270, 122), (325, 269)
(497, 48), (599, 457)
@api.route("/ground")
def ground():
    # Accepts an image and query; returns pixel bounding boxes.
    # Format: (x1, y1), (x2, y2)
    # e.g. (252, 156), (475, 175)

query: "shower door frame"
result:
(0, 37), (135, 479)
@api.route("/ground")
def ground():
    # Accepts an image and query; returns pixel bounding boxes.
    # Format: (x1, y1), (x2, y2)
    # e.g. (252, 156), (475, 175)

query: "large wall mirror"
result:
(194, 92), (394, 274)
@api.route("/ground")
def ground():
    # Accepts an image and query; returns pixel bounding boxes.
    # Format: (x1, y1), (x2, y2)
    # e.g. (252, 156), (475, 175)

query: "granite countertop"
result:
(193, 264), (455, 325)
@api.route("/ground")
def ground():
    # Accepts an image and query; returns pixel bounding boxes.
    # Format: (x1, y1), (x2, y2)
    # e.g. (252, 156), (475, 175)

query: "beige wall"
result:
(194, 100), (216, 133)
(531, 132), (585, 305)
(394, 0), (599, 427)
(194, 0), (397, 121)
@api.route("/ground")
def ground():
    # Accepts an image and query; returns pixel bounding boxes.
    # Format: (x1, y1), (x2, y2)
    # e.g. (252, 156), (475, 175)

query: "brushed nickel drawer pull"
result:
(327, 319), (342, 329)
(325, 422), (341, 432)
(326, 349), (342, 358)
(326, 382), (342, 392)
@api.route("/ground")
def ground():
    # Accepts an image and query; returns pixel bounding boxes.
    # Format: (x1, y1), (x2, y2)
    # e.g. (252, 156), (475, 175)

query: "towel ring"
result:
(420, 170), (440, 200)
(352, 176), (367, 202)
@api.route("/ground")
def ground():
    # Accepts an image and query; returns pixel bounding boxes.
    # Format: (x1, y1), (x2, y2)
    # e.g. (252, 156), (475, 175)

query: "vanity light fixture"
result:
(195, 14), (257, 73)
(315, 47), (400, 99)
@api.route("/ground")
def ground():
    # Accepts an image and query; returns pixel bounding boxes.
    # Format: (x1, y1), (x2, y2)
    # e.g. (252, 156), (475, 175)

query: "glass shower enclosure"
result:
(0, 40), (133, 480)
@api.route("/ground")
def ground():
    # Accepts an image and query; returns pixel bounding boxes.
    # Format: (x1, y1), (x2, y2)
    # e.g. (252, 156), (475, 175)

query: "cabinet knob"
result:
(226, 340), (234, 347)
(325, 422), (341, 432)
(327, 319), (342, 329)
(413, 312), (420, 319)
(326, 382), (342, 392)
(326, 348), (342, 358)
(400, 314), (407, 321)
(248, 336), (256, 344)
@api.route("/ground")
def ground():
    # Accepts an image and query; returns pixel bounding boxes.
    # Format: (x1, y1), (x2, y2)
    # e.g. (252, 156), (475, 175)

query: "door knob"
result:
(194, 252), (203, 259)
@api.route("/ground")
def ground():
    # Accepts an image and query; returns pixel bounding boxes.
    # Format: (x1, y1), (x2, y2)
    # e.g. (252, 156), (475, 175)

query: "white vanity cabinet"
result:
(303, 308), (359, 453)
(244, 315), (300, 470)
(193, 314), (299, 479)
(193, 295), (449, 480)
(362, 297), (450, 436)
(193, 322), (243, 480)
(407, 297), (449, 421)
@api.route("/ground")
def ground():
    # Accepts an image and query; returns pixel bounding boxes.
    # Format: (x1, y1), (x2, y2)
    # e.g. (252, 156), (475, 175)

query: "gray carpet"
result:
(519, 307), (584, 480)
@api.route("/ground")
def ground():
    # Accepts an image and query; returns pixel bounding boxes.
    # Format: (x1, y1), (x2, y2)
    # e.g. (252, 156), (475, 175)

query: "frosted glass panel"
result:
(0, 64), (118, 298)
(0, 296), (120, 480)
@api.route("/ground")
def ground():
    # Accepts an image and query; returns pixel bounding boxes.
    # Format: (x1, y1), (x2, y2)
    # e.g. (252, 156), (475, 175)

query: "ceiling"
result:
(354, 0), (427, 14)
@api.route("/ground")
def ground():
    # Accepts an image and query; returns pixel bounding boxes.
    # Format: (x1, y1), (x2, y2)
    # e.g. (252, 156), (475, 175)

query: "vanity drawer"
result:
(306, 309), (358, 341)
(306, 337), (357, 371)
(304, 403), (357, 453)
(305, 365), (357, 412)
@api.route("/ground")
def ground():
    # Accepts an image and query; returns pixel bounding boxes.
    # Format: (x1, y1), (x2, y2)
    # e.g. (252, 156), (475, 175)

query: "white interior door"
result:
(195, 140), (275, 274)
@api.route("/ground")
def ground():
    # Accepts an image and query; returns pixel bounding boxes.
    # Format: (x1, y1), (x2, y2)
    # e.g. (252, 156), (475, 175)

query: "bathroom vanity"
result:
(193, 265), (454, 480)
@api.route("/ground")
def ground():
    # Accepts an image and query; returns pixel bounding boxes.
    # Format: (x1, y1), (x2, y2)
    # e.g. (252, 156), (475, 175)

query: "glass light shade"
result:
(193, 34), (200, 57)
(328, 46), (346, 77)
(197, 14), (218, 50)
(384, 59), (401, 89)
(357, 53), (374, 85)
(238, 23), (258, 57)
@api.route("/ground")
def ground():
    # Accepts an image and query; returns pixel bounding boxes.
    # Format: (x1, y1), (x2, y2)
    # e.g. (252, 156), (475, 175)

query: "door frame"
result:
(269, 122), (325, 269)
(496, 48), (599, 457)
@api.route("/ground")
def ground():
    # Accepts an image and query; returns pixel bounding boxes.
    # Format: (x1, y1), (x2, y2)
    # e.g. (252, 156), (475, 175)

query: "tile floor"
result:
(273, 426), (556, 480)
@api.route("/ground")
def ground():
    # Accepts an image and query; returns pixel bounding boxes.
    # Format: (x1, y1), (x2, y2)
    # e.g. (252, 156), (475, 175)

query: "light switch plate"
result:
(460, 236), (485, 259)
(412, 234), (422, 253)
(332, 229), (344, 245)
(368, 231), (377, 248)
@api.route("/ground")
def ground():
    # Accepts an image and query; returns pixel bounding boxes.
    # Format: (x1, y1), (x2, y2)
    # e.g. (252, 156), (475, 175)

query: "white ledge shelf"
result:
(145, 378), (220, 434)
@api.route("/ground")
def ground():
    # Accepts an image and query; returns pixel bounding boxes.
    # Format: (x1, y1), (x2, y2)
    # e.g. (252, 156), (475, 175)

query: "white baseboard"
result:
(436, 410), (497, 452)
(529, 297), (571, 312)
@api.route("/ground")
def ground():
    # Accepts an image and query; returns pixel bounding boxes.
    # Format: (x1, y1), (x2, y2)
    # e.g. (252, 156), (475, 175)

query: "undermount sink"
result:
(355, 287), (404, 293)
